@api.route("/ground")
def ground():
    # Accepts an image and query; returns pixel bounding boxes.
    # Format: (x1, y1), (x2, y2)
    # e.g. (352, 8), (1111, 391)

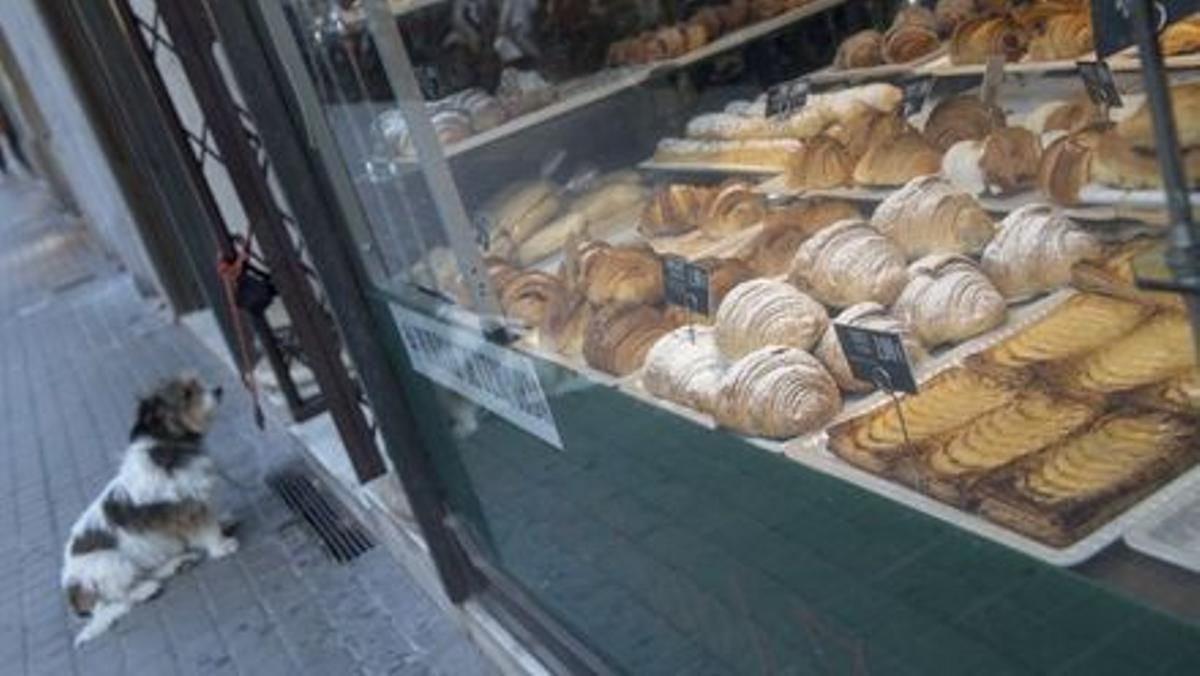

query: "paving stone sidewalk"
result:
(0, 178), (496, 676)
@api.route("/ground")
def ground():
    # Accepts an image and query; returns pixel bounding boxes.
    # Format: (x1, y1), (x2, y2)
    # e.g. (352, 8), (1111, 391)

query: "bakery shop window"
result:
(272, 0), (1200, 673)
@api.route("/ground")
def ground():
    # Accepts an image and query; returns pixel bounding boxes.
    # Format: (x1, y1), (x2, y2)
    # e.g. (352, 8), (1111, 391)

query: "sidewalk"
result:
(0, 178), (496, 676)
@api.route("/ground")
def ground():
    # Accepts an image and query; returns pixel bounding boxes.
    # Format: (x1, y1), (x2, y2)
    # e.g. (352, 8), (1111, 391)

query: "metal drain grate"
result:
(266, 466), (375, 564)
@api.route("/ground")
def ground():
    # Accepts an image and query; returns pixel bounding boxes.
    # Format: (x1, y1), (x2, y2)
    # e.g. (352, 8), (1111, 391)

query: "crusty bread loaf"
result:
(788, 219), (909, 307)
(981, 204), (1102, 299)
(747, 199), (860, 275)
(1161, 16), (1200, 55)
(642, 325), (727, 412)
(977, 126), (1042, 194)
(883, 23), (941, 64)
(871, 175), (995, 259)
(1026, 11), (1092, 61)
(715, 279), (829, 359)
(893, 254), (1007, 347)
(654, 138), (802, 170)
(714, 346), (842, 439)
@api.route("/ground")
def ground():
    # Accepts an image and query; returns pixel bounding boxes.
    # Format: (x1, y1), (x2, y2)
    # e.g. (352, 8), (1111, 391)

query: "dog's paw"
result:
(208, 537), (239, 559)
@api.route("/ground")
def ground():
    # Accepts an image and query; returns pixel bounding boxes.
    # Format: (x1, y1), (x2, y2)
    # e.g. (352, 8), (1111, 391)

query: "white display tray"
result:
(1125, 473), (1200, 574)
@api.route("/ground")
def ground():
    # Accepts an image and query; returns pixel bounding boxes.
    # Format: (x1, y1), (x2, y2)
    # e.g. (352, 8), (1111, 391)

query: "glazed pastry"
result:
(1116, 82), (1200, 150)
(1093, 129), (1200, 190)
(828, 366), (1019, 469)
(539, 290), (592, 357)
(785, 135), (854, 189)
(714, 346), (842, 439)
(852, 131), (943, 186)
(498, 271), (564, 327)
(583, 304), (679, 376)
(640, 184), (710, 237)
(703, 180), (766, 237)
(579, 243), (664, 307)
(1026, 12), (1092, 61)
(642, 325), (727, 412)
(748, 199), (861, 275)
(834, 30), (885, 69)
(1051, 311), (1196, 394)
(1125, 369), (1200, 414)
(978, 293), (1151, 368)
(1037, 126), (1104, 204)
(943, 126), (1042, 195)
(714, 279), (829, 359)
(788, 220), (909, 307)
(949, 15), (1028, 65)
(923, 95), (1006, 152)
(815, 303), (927, 393)
(981, 204), (1102, 299)
(871, 175), (995, 259)
(893, 254), (1007, 347)
(1160, 16), (1200, 55)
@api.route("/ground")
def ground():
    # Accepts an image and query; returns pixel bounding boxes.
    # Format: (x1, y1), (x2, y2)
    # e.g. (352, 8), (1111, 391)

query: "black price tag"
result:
(1092, 0), (1200, 57)
(901, 77), (934, 118)
(833, 324), (917, 394)
(765, 79), (810, 118)
(1078, 60), (1124, 109)
(662, 255), (711, 316)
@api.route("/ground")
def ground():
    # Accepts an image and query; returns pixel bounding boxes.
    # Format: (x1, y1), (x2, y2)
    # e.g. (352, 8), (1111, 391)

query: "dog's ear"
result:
(131, 395), (163, 440)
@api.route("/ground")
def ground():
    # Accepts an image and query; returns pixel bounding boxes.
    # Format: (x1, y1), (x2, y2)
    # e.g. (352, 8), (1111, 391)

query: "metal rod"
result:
(1128, 0), (1200, 354)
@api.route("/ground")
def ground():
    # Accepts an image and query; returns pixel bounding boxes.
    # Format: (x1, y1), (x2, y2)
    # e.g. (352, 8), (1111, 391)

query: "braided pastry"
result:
(815, 303), (927, 393)
(714, 279), (829, 359)
(788, 220), (909, 307)
(981, 204), (1101, 299)
(714, 346), (842, 439)
(642, 325), (727, 412)
(871, 175), (995, 259)
(893, 254), (1007, 347)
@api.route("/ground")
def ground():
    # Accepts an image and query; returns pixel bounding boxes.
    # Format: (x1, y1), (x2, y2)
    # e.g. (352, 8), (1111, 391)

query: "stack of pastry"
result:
(582, 303), (681, 376)
(815, 303), (927, 393)
(714, 279), (829, 359)
(892, 254), (1007, 348)
(714, 346), (842, 439)
(641, 325), (727, 412)
(980, 204), (1101, 300)
(871, 176), (995, 259)
(742, 198), (861, 275)
(923, 95), (1006, 152)
(788, 220), (909, 308)
(942, 126), (1042, 195)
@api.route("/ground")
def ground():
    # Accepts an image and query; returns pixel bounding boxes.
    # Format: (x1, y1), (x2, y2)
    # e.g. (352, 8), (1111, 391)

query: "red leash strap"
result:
(218, 242), (265, 428)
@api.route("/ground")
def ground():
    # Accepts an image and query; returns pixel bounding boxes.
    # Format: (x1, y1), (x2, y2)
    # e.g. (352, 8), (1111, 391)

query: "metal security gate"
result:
(59, 0), (386, 481)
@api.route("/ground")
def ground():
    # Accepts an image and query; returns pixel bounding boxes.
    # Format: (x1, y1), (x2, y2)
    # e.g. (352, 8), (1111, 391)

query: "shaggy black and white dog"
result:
(62, 374), (237, 645)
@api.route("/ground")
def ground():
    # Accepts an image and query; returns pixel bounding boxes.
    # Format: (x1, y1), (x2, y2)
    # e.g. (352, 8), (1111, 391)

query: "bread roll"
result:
(834, 30), (885, 69)
(816, 303), (927, 392)
(583, 304), (678, 376)
(714, 346), (842, 439)
(1116, 82), (1200, 150)
(893, 254), (1007, 347)
(748, 199), (861, 275)
(949, 15), (1028, 65)
(981, 204), (1102, 299)
(640, 184), (709, 237)
(498, 271), (564, 327)
(642, 325), (727, 411)
(923, 95), (1005, 152)
(853, 131), (943, 186)
(579, 243), (664, 306)
(1037, 126), (1104, 205)
(1027, 12), (1092, 61)
(703, 180), (766, 237)
(539, 290), (592, 357)
(785, 135), (854, 189)
(871, 175), (995, 259)
(788, 220), (909, 307)
(715, 279), (829, 359)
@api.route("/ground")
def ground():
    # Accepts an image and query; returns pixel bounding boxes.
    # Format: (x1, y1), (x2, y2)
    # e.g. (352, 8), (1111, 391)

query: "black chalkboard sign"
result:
(833, 324), (918, 394)
(1091, 0), (1200, 57)
(902, 77), (934, 117)
(662, 256), (711, 316)
(765, 79), (810, 118)
(1078, 60), (1124, 108)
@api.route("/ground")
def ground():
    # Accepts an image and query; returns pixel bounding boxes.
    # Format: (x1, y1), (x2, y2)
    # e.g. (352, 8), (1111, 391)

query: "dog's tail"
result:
(65, 582), (97, 618)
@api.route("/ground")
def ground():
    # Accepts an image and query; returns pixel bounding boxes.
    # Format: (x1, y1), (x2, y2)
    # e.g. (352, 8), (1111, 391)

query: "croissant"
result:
(785, 135), (854, 189)
(981, 204), (1102, 299)
(696, 257), (755, 311)
(893, 254), (1007, 347)
(748, 199), (861, 275)
(949, 15), (1028, 65)
(883, 23), (941, 64)
(892, 5), (939, 32)
(1116, 82), (1200, 150)
(815, 303), (927, 393)
(539, 290), (592, 357)
(639, 184), (709, 237)
(714, 279), (829, 359)
(934, 0), (977, 37)
(978, 126), (1042, 194)
(1094, 129), (1200, 190)
(834, 30), (885, 69)
(1027, 12), (1092, 61)
(1161, 16), (1200, 56)
(714, 346), (842, 439)
(579, 242), (664, 307)
(703, 180), (765, 237)
(582, 303), (678, 376)
(1037, 126), (1104, 205)
(788, 219), (909, 307)
(498, 271), (564, 327)
(642, 325), (727, 412)
(852, 131), (943, 186)
(871, 175), (995, 259)
(923, 95), (1005, 152)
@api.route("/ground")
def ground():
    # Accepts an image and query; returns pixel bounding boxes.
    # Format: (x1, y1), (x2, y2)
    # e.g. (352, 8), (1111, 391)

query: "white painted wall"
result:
(0, 0), (163, 296)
